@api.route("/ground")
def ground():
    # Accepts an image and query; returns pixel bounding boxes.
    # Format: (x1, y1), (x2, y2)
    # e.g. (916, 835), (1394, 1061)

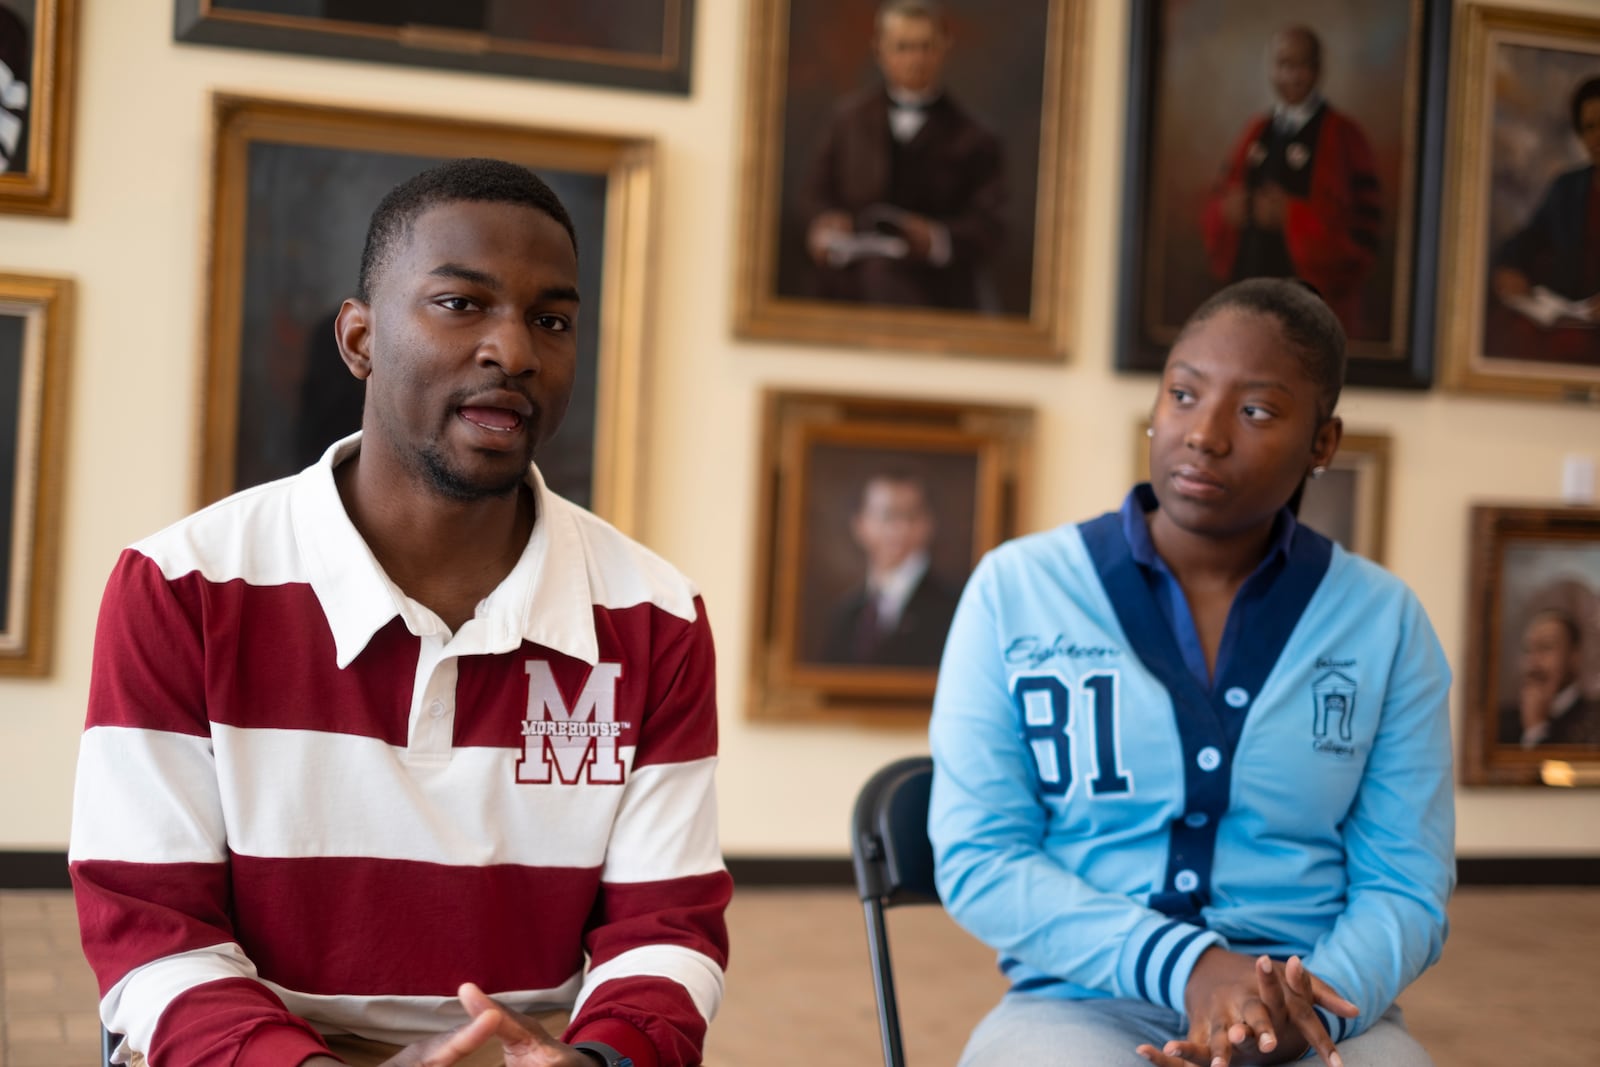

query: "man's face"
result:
(851, 478), (935, 574)
(1269, 30), (1320, 107)
(1519, 615), (1579, 694)
(344, 199), (580, 501)
(875, 12), (949, 96)
(1579, 97), (1600, 166)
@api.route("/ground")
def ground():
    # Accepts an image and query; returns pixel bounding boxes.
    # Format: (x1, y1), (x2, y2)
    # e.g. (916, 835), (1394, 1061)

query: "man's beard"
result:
(418, 444), (531, 502)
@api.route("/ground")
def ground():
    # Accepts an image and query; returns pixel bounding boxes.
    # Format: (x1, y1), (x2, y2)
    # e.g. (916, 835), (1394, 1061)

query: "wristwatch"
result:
(573, 1041), (635, 1067)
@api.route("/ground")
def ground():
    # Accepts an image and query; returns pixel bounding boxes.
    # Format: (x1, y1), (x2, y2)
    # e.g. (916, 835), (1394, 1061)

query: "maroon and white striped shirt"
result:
(70, 438), (731, 1067)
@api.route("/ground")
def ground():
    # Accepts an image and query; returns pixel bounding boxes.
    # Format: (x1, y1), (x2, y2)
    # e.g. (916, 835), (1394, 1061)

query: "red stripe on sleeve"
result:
(587, 870), (732, 971)
(71, 859), (237, 996)
(87, 551), (208, 737)
(567, 975), (709, 1067)
(148, 977), (331, 1067)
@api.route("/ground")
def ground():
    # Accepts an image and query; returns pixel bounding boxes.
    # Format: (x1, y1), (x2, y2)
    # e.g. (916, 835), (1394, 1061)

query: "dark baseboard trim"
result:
(727, 857), (854, 887)
(0, 851), (69, 889)
(4, 852), (1596, 891)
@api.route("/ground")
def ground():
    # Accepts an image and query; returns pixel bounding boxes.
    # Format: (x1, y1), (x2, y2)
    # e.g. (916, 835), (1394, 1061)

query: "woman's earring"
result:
(1145, 426), (1154, 438)
(1310, 465), (1328, 479)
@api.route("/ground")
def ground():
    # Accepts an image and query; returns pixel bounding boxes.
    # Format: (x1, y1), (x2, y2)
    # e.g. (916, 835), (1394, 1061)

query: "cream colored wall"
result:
(1, 0), (1597, 858)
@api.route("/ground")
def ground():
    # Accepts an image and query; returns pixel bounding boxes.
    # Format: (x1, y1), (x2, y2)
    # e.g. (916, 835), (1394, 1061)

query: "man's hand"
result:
(1520, 675), (1560, 734)
(1491, 266), (1532, 302)
(458, 982), (593, 1067)
(806, 211), (853, 265)
(300, 1007), (504, 1067)
(1251, 184), (1288, 229)
(1219, 186), (1248, 228)
(1135, 950), (1356, 1067)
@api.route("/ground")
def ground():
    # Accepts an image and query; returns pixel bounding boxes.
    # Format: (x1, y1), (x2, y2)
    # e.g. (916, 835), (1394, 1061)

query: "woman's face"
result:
(1148, 308), (1337, 540)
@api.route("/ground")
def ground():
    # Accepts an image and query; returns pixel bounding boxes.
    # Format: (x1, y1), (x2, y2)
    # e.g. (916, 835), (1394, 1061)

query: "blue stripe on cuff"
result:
(1133, 920), (1182, 1002)
(1158, 928), (1208, 1010)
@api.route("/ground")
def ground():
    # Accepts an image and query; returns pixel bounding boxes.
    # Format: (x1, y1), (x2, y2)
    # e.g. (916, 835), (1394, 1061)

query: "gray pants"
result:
(958, 993), (1431, 1067)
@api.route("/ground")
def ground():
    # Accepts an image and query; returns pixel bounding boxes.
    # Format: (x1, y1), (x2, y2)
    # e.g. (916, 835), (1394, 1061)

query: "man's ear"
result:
(334, 298), (374, 380)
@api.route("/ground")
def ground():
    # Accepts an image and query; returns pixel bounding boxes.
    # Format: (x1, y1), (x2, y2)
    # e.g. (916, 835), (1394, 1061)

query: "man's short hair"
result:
(855, 469), (935, 516)
(876, 0), (947, 33)
(1273, 25), (1323, 73)
(356, 157), (577, 303)
(1527, 607), (1582, 650)
(1571, 76), (1600, 135)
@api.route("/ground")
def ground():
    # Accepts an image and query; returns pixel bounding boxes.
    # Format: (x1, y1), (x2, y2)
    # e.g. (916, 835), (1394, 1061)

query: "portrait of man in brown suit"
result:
(796, 0), (1008, 312)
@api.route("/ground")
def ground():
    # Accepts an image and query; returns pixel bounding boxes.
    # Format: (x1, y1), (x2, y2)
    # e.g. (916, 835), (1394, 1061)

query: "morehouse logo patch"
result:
(1310, 668), (1357, 758)
(515, 661), (632, 785)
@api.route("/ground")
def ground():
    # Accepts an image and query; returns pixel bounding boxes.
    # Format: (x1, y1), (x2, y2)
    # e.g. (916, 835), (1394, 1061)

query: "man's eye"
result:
(535, 314), (570, 332)
(439, 297), (475, 311)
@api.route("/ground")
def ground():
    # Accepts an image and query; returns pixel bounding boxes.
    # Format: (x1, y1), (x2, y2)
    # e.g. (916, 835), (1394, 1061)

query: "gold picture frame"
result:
(732, 0), (1086, 359)
(1461, 504), (1600, 785)
(1439, 5), (1600, 403)
(749, 390), (1032, 725)
(174, 0), (695, 95)
(0, 271), (71, 676)
(201, 94), (656, 534)
(1133, 420), (1391, 563)
(0, 0), (77, 216)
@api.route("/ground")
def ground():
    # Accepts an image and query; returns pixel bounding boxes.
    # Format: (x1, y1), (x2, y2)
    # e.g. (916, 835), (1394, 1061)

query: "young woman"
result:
(929, 278), (1452, 1067)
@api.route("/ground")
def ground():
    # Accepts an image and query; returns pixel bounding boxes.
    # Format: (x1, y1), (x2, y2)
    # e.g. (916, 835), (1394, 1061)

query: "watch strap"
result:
(573, 1040), (635, 1067)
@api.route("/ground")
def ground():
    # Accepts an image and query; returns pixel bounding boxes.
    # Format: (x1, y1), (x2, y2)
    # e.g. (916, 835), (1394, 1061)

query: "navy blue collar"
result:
(1119, 483), (1298, 578)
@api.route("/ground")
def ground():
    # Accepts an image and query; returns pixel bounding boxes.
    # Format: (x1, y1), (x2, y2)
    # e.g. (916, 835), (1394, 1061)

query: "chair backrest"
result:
(852, 755), (938, 907)
(850, 755), (938, 1067)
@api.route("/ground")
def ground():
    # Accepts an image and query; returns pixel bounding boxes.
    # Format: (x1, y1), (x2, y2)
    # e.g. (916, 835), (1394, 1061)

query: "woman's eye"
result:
(1168, 388), (1193, 403)
(1242, 405), (1273, 420)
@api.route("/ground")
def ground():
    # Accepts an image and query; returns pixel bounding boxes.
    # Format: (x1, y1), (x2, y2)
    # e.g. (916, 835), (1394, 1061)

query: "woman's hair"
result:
(1174, 277), (1347, 422)
(1572, 76), (1600, 135)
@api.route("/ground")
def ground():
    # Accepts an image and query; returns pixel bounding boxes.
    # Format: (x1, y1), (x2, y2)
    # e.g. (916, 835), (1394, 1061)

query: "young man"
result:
(822, 471), (958, 668)
(70, 159), (730, 1067)
(800, 0), (1006, 311)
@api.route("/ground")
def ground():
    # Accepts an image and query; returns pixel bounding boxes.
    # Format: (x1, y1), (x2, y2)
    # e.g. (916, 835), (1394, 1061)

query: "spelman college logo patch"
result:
(516, 660), (632, 785)
(1311, 668), (1357, 758)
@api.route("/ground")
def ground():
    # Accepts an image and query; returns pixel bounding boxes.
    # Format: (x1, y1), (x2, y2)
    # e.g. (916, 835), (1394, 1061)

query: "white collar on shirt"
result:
(288, 432), (602, 668)
(867, 552), (931, 631)
(1272, 92), (1324, 135)
(886, 87), (940, 143)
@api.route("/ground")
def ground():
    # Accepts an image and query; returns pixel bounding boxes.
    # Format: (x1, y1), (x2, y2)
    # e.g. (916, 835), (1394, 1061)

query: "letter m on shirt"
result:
(516, 660), (626, 785)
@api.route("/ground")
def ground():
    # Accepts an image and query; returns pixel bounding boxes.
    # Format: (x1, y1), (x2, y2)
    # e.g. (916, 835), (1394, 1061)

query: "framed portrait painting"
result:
(0, 0), (76, 216)
(1134, 421), (1390, 562)
(1462, 505), (1600, 785)
(734, 0), (1086, 359)
(202, 95), (656, 533)
(0, 272), (70, 676)
(1116, 0), (1449, 388)
(749, 391), (1032, 724)
(175, 0), (694, 95)
(1439, 6), (1600, 403)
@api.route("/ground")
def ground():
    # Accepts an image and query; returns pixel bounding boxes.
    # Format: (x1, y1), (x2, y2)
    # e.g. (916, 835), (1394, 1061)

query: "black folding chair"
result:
(850, 755), (939, 1067)
(101, 1026), (118, 1066)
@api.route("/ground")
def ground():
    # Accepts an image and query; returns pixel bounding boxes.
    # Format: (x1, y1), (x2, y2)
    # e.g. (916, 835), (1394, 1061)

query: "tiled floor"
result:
(6, 886), (1599, 1065)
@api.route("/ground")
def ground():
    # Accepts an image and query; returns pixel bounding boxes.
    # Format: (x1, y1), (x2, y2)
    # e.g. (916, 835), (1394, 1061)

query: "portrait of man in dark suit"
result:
(1498, 604), (1600, 748)
(767, 0), (1052, 323)
(821, 470), (960, 668)
(799, 0), (1005, 311)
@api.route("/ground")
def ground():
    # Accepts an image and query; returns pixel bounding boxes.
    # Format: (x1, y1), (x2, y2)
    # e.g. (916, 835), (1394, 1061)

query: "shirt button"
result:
(428, 700), (446, 719)
(1174, 869), (1200, 893)
(1197, 746), (1222, 772)
(1224, 687), (1250, 708)
(1184, 812), (1209, 828)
